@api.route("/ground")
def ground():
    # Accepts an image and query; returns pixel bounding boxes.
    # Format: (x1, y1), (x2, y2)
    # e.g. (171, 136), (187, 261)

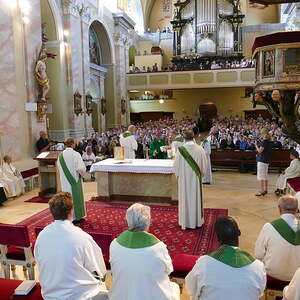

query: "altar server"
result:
(3, 155), (25, 195)
(0, 167), (17, 197)
(275, 150), (300, 195)
(34, 192), (108, 300)
(109, 203), (180, 300)
(186, 216), (266, 300)
(255, 195), (300, 281)
(174, 130), (207, 229)
(120, 125), (137, 159)
(200, 134), (213, 184)
(57, 138), (86, 222)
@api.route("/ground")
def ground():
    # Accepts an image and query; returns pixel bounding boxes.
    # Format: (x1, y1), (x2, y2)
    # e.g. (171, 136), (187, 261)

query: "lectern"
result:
(34, 151), (61, 197)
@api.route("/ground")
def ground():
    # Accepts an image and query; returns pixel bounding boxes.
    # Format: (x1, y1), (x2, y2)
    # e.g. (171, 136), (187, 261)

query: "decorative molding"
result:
(113, 12), (135, 31)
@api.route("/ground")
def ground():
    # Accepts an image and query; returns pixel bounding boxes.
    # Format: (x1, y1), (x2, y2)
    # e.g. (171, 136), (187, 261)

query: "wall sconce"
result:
(74, 91), (83, 115)
(85, 93), (93, 115)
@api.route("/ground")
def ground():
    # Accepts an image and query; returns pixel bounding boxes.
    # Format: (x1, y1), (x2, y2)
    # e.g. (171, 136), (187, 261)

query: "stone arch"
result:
(88, 19), (116, 131)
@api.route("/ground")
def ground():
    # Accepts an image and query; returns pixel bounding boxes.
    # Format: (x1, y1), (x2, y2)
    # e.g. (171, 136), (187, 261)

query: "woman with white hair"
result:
(109, 203), (180, 300)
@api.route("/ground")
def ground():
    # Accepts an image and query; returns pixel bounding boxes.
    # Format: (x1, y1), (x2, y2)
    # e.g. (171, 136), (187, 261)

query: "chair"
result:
(88, 232), (113, 269)
(34, 226), (44, 238)
(0, 224), (35, 280)
(170, 254), (199, 291)
(265, 275), (290, 300)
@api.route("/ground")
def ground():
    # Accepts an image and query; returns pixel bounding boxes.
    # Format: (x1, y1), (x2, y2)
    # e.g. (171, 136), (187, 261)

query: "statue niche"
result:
(89, 27), (101, 65)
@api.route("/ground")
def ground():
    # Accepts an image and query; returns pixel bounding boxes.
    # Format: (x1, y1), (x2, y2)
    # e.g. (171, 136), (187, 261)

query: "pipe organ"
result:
(171, 0), (244, 56)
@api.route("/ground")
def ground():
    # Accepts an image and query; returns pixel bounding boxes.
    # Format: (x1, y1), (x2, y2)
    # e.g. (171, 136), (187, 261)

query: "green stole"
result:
(175, 137), (184, 142)
(178, 145), (203, 216)
(270, 218), (300, 245)
(123, 132), (133, 138)
(59, 153), (86, 220)
(209, 244), (255, 268)
(116, 231), (160, 248)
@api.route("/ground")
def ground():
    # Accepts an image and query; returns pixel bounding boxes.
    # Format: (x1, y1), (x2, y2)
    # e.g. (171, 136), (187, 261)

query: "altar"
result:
(90, 159), (178, 204)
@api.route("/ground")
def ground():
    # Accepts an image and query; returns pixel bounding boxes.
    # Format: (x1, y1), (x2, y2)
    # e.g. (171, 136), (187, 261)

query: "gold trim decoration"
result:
(37, 102), (47, 122)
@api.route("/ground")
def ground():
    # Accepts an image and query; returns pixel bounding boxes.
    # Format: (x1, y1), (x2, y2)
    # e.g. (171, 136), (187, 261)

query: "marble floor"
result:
(0, 170), (282, 299)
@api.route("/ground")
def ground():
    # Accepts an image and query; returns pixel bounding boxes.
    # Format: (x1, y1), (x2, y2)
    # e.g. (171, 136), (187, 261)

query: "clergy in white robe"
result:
(57, 138), (86, 221)
(275, 150), (300, 193)
(200, 135), (213, 184)
(283, 266), (300, 300)
(0, 167), (17, 197)
(186, 216), (266, 300)
(109, 203), (180, 300)
(119, 125), (137, 159)
(174, 130), (207, 229)
(255, 195), (300, 281)
(3, 155), (25, 195)
(171, 135), (184, 158)
(34, 192), (108, 300)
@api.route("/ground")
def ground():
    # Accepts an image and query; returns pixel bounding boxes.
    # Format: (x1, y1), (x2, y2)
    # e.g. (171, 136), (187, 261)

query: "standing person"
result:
(275, 149), (300, 195)
(174, 130), (207, 229)
(34, 192), (108, 300)
(149, 133), (167, 159)
(120, 125), (137, 159)
(186, 216), (266, 300)
(199, 134), (212, 184)
(57, 138), (86, 222)
(255, 128), (273, 196)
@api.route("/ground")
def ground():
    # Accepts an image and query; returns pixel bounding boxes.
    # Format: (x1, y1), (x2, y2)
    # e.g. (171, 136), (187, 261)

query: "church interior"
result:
(1, 0), (300, 299)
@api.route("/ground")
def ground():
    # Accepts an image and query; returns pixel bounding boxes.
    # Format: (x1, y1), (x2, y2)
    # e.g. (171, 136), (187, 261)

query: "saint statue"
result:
(35, 47), (50, 102)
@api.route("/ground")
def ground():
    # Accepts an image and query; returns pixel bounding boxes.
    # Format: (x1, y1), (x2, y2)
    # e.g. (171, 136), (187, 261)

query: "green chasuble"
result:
(209, 244), (255, 268)
(270, 218), (300, 245)
(123, 131), (133, 138)
(149, 139), (167, 159)
(59, 153), (86, 220)
(116, 231), (160, 248)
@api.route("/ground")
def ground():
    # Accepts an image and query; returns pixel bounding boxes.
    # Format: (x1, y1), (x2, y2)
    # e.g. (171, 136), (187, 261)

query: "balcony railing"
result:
(127, 68), (255, 90)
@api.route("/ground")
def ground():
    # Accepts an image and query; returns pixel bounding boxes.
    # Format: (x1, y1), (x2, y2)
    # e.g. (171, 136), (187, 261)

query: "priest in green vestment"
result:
(255, 195), (300, 281)
(149, 134), (167, 159)
(109, 203), (180, 300)
(57, 138), (87, 222)
(186, 216), (266, 300)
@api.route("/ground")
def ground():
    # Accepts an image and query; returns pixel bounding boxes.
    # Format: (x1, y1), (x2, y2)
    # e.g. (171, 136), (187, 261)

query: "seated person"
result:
(82, 146), (96, 172)
(186, 216), (266, 300)
(0, 167), (18, 197)
(283, 266), (300, 299)
(3, 155), (25, 196)
(34, 192), (108, 300)
(0, 183), (7, 206)
(255, 195), (300, 282)
(36, 131), (54, 153)
(275, 150), (300, 195)
(109, 203), (180, 300)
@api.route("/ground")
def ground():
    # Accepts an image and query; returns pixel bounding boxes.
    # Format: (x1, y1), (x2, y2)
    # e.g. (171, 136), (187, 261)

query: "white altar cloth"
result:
(90, 159), (174, 174)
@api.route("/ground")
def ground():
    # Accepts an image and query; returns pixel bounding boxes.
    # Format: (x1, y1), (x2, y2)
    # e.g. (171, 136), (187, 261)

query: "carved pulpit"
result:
(34, 151), (62, 197)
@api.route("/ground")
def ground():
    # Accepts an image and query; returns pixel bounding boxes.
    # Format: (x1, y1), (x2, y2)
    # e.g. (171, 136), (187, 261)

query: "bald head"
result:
(128, 125), (136, 134)
(184, 130), (194, 141)
(278, 195), (299, 215)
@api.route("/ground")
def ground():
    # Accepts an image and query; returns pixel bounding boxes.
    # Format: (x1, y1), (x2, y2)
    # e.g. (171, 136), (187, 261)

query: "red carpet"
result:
(18, 202), (227, 257)
(25, 196), (50, 203)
